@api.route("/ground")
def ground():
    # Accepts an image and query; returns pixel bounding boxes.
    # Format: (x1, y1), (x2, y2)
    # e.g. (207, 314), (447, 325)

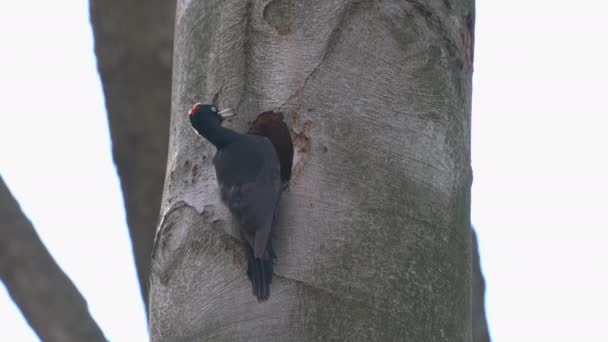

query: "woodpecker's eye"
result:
(212, 107), (217, 112)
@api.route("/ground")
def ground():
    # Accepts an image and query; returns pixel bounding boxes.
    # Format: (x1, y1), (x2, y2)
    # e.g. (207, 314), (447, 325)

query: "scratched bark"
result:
(150, 0), (475, 341)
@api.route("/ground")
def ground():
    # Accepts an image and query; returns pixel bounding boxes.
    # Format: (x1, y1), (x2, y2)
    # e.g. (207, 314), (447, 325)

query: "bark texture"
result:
(89, 0), (176, 308)
(0, 176), (106, 342)
(150, 0), (476, 341)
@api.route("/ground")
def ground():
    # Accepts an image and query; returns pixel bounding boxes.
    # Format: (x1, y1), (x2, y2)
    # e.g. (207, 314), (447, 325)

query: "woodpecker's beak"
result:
(218, 108), (236, 121)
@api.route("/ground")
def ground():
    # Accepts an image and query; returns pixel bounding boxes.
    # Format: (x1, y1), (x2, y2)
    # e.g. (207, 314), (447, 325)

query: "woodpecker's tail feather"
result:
(245, 242), (275, 301)
(253, 257), (273, 301)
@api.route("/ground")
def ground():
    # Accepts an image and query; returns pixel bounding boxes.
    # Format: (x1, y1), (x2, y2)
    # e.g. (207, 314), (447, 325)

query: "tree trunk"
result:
(150, 0), (475, 340)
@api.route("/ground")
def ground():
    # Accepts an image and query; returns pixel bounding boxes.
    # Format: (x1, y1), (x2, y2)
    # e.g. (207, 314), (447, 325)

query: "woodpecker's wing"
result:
(247, 111), (294, 185)
(213, 135), (282, 258)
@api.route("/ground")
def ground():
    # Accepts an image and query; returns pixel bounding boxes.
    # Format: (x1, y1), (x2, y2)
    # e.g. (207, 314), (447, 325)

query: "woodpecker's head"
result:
(188, 103), (235, 137)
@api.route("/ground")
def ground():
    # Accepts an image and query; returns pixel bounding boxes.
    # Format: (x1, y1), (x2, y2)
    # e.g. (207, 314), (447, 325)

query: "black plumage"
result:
(188, 104), (292, 301)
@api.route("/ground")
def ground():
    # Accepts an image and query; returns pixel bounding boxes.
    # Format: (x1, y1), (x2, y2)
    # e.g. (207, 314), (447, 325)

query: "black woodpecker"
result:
(188, 104), (292, 301)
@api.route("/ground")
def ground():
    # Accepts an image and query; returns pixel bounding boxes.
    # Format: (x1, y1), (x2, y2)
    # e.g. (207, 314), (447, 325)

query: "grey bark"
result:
(149, 0), (476, 341)
(89, 0), (176, 309)
(0, 176), (106, 342)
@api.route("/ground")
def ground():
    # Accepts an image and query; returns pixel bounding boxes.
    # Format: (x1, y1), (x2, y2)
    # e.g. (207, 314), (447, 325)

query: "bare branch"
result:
(0, 175), (106, 342)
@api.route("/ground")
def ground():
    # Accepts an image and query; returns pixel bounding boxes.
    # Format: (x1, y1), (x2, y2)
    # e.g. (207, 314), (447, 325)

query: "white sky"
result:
(0, 1), (148, 341)
(473, 1), (608, 341)
(1, 1), (607, 341)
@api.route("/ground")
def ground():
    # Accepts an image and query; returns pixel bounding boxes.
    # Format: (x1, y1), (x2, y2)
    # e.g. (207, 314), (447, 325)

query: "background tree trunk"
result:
(149, 0), (475, 341)
(89, 0), (176, 309)
(472, 229), (490, 342)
